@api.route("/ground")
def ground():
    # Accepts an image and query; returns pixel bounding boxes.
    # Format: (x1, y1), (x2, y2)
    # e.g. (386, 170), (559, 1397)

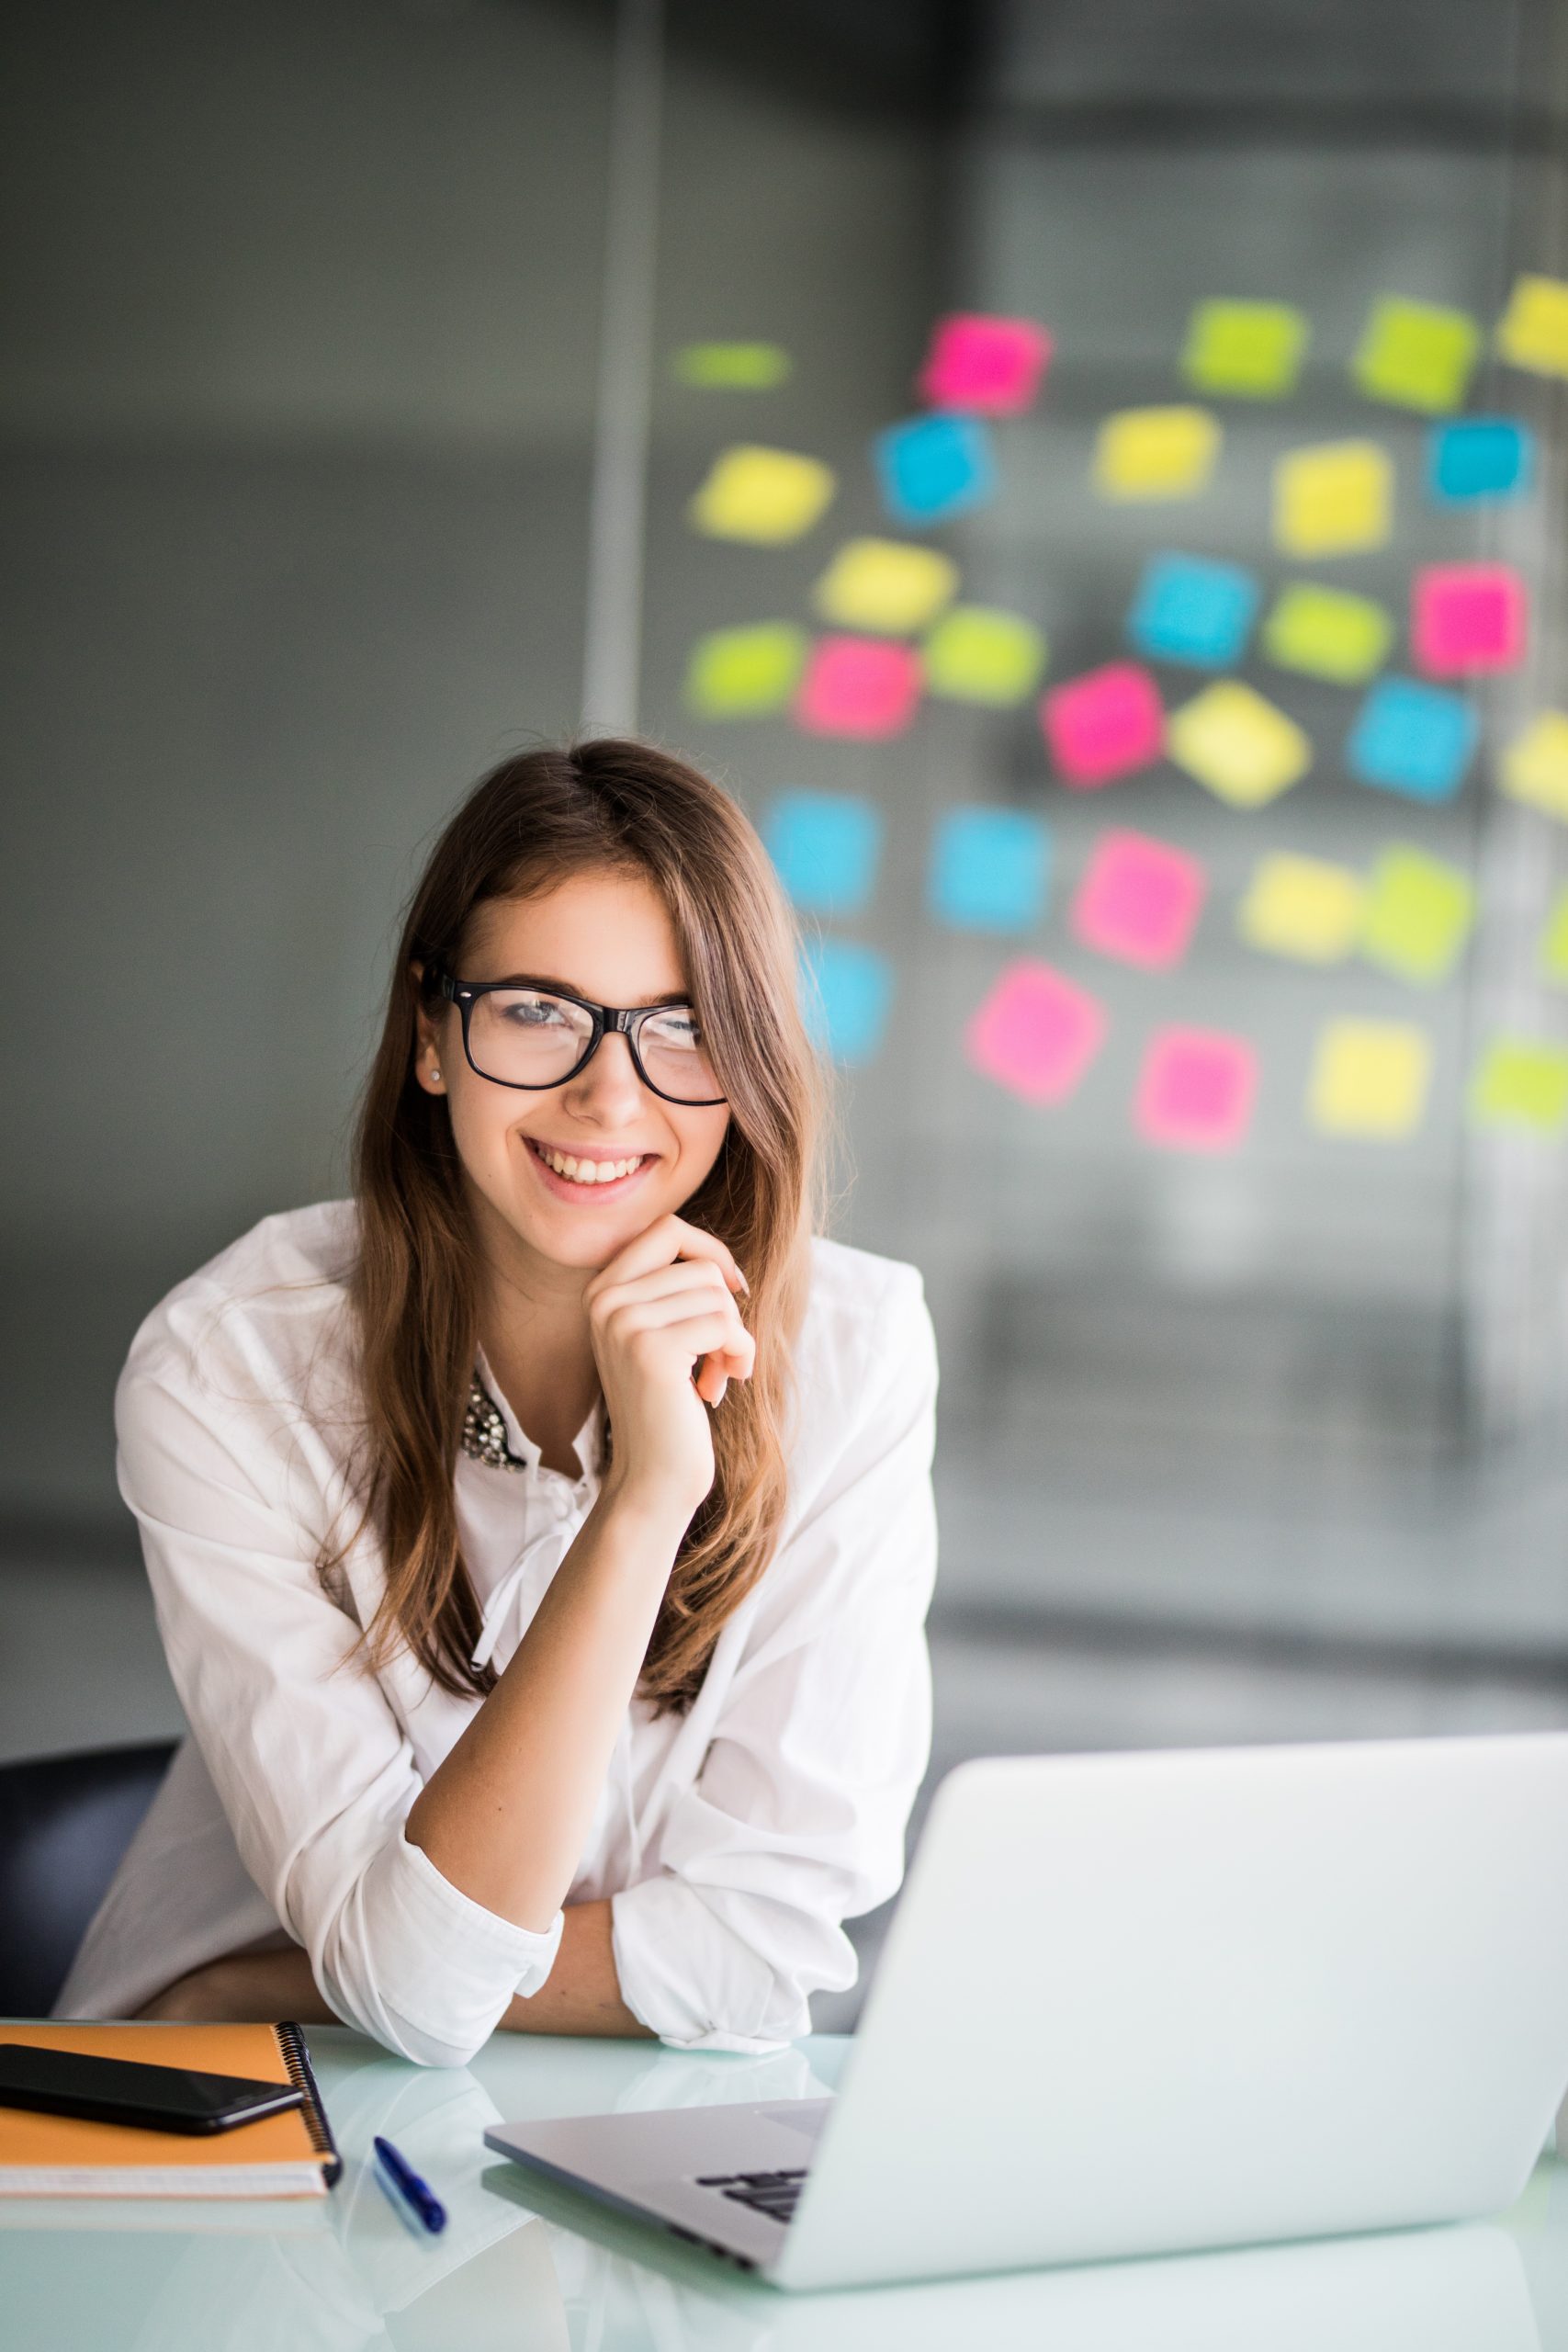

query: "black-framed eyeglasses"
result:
(432, 969), (728, 1106)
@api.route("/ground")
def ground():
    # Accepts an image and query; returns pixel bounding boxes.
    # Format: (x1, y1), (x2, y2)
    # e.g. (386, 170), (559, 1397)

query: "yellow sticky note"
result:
(1092, 406), (1221, 501)
(1351, 297), (1479, 413)
(1261, 584), (1393, 685)
(1167, 681), (1312, 809)
(1540, 886), (1568, 987)
(1239, 854), (1364, 964)
(1309, 1020), (1432, 1139)
(688, 445), (837, 543)
(683, 623), (807, 718)
(1470, 1037), (1568, 1133)
(922, 606), (1046, 705)
(1359, 846), (1474, 986)
(1496, 275), (1568, 379)
(813, 537), (959, 634)
(1273, 439), (1393, 558)
(1498, 711), (1568, 823)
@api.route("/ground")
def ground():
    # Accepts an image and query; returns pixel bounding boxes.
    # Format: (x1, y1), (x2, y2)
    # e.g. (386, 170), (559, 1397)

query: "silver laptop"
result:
(484, 1730), (1568, 2291)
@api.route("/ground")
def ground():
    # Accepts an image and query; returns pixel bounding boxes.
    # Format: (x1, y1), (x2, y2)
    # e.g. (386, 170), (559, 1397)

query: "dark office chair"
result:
(0, 1739), (177, 2016)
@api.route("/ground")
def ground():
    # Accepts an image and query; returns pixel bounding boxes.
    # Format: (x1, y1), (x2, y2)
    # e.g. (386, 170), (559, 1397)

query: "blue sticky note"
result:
(1427, 418), (1535, 503)
(798, 938), (893, 1066)
(874, 413), (996, 525)
(1347, 677), (1479, 803)
(927, 807), (1050, 933)
(762, 791), (883, 916)
(1127, 552), (1261, 668)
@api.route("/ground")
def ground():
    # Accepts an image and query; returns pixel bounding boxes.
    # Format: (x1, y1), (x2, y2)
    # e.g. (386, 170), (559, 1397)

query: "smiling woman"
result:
(53, 737), (941, 2066)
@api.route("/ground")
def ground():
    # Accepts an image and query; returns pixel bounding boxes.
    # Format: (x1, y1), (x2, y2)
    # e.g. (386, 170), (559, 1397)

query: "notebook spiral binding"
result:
(277, 2021), (343, 2188)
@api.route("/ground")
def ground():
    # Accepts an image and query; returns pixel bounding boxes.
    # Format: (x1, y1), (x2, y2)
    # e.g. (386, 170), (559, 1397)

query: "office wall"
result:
(5, 0), (1568, 1690)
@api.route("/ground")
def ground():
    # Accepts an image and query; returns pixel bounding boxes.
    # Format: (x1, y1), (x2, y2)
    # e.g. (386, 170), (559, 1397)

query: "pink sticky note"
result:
(1070, 829), (1207, 970)
(918, 313), (1053, 416)
(795, 636), (922, 738)
(1041, 663), (1166, 787)
(1135, 1026), (1258, 1151)
(1411, 563), (1528, 676)
(963, 959), (1107, 1105)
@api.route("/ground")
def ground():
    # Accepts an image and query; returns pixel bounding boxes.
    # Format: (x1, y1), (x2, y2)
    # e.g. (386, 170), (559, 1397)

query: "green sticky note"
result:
(1181, 300), (1309, 397)
(1470, 1037), (1568, 1132)
(922, 605), (1046, 705)
(1359, 846), (1474, 986)
(1351, 297), (1480, 413)
(1540, 886), (1568, 986)
(1261, 583), (1393, 685)
(672, 343), (793, 390)
(682, 623), (807, 718)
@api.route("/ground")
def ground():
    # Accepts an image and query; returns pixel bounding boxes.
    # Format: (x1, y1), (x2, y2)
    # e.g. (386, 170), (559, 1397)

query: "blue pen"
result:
(373, 2134), (448, 2234)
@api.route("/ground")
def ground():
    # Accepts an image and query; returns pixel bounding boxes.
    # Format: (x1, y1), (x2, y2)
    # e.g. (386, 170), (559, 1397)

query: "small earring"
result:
(430, 1068), (442, 1086)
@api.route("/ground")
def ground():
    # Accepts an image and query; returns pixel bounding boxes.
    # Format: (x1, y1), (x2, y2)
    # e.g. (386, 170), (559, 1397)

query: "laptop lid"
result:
(774, 1731), (1568, 2290)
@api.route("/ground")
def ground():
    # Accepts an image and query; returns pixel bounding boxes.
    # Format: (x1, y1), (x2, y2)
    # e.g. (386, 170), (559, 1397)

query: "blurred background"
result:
(5, 0), (1568, 2028)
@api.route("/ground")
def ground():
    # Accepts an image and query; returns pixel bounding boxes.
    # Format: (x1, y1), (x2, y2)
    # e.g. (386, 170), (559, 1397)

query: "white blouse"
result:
(54, 1199), (940, 2067)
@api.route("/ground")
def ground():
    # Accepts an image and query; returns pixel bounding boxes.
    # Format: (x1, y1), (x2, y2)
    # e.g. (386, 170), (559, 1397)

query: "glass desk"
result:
(3, 2025), (1567, 2351)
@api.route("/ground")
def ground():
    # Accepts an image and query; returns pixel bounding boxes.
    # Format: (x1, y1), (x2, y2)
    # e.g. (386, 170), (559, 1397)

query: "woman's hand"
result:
(133, 1945), (335, 2025)
(584, 1212), (753, 1521)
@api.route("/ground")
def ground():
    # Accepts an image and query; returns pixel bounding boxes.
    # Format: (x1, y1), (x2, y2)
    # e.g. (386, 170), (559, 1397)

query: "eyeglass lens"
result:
(465, 989), (722, 1102)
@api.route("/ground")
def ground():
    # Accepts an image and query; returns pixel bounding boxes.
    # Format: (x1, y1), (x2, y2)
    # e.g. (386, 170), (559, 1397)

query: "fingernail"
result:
(715, 1378), (728, 1406)
(736, 1270), (750, 1294)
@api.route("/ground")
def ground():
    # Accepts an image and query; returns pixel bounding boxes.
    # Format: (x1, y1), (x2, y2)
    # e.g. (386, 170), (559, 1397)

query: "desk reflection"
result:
(0, 2038), (1547, 2352)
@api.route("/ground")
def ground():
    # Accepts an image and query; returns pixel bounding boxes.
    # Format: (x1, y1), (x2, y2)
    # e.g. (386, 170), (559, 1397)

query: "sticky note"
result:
(1273, 439), (1393, 558)
(762, 791), (883, 916)
(918, 313), (1052, 415)
(688, 445), (836, 543)
(683, 623), (807, 718)
(1539, 886), (1568, 986)
(1261, 583), (1392, 685)
(1411, 563), (1528, 677)
(1308, 1020), (1432, 1140)
(1181, 300), (1308, 398)
(1359, 846), (1474, 986)
(795, 637), (921, 738)
(1041, 663), (1165, 787)
(1071, 829), (1206, 971)
(1495, 274), (1568, 379)
(1238, 854), (1364, 964)
(874, 413), (996, 526)
(1093, 406), (1221, 501)
(1166, 681), (1312, 810)
(1469, 1037), (1568, 1134)
(1427, 418), (1534, 503)
(922, 606), (1046, 706)
(812, 537), (959, 635)
(1351, 297), (1480, 413)
(1347, 677), (1477, 803)
(1127, 553), (1259, 667)
(798, 938), (892, 1069)
(1498, 710), (1568, 822)
(928, 807), (1050, 933)
(1134, 1027), (1258, 1152)
(963, 959), (1107, 1105)
(672, 343), (792, 390)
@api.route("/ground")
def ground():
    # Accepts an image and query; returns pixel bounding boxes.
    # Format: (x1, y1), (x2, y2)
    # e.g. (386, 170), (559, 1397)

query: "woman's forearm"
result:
(497, 1897), (652, 2037)
(402, 1478), (692, 1934)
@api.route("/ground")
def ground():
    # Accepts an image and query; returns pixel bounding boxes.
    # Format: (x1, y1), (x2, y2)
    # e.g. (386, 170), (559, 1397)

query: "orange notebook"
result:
(0, 2021), (341, 2197)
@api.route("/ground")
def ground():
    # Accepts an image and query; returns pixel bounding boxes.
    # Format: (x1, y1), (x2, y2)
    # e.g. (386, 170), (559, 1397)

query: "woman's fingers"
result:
(584, 1213), (746, 1305)
(624, 1302), (756, 1384)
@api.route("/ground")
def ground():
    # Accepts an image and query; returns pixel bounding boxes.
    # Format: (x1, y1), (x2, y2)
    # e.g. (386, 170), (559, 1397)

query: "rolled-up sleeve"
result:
(610, 1261), (940, 2052)
(115, 1331), (563, 2068)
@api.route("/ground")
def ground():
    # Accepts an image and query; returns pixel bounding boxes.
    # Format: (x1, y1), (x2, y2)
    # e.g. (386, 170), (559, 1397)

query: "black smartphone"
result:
(0, 2041), (306, 2135)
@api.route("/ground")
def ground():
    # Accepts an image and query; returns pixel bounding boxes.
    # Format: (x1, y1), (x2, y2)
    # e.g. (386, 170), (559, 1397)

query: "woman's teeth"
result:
(535, 1143), (645, 1183)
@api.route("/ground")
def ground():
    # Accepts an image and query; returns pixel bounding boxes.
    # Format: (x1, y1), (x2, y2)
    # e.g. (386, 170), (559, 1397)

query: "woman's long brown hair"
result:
(321, 738), (843, 1715)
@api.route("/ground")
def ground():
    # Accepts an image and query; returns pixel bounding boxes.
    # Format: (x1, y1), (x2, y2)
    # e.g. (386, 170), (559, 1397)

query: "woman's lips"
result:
(524, 1136), (658, 1202)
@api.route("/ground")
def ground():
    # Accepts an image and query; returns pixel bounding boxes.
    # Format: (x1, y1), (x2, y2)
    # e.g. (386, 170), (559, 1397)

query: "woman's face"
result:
(414, 871), (733, 1276)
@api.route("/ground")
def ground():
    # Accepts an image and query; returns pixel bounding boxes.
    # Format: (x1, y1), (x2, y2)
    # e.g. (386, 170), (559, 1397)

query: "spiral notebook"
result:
(0, 2021), (341, 2197)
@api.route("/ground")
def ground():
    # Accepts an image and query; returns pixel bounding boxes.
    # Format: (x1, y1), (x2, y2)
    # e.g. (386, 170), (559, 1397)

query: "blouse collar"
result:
(466, 1343), (607, 1487)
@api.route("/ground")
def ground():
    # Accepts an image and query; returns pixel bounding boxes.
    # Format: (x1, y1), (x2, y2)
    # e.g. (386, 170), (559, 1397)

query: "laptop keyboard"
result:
(695, 2167), (807, 2223)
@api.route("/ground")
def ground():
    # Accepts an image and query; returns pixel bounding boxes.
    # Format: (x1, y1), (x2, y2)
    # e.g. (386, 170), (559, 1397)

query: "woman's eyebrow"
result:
(488, 970), (693, 1008)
